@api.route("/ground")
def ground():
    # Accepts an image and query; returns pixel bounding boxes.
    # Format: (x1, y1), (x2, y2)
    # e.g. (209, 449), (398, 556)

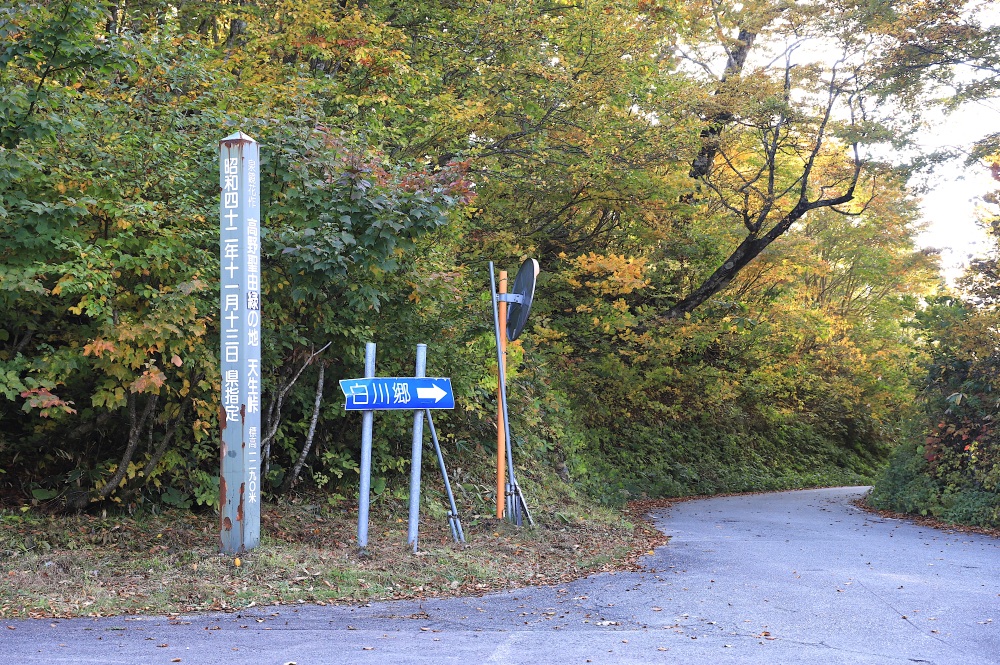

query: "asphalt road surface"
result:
(4, 487), (999, 664)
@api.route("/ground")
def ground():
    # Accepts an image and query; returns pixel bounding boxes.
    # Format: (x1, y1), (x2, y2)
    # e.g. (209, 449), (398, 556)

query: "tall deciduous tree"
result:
(0, 1), (474, 506)
(378, 0), (699, 258)
(2, 0), (994, 510)
(665, 0), (999, 317)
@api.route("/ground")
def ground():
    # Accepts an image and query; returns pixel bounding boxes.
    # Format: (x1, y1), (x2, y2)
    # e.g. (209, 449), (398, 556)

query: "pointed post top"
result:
(220, 131), (256, 147)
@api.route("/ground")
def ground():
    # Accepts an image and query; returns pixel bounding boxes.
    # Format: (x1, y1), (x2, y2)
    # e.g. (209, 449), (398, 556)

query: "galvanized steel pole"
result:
(426, 409), (465, 543)
(357, 342), (376, 549)
(407, 344), (427, 551)
(489, 263), (519, 522)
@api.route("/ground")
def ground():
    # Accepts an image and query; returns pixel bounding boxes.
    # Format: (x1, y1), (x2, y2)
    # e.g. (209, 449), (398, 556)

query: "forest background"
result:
(2, 0), (1000, 530)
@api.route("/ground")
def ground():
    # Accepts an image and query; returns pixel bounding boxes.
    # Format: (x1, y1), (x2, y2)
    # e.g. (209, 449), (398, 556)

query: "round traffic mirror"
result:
(506, 258), (539, 342)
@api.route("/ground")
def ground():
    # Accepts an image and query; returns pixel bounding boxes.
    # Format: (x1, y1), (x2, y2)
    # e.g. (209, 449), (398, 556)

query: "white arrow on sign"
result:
(416, 383), (448, 403)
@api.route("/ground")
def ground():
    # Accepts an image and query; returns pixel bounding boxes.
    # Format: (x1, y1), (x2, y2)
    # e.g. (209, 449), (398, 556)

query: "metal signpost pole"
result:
(341, 357), (456, 547)
(425, 410), (465, 543)
(357, 342), (376, 549)
(407, 344), (428, 551)
(489, 259), (541, 527)
(219, 132), (262, 554)
(489, 263), (518, 523)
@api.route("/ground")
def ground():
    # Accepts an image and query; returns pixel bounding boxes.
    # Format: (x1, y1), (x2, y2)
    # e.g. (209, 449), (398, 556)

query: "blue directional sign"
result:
(340, 377), (455, 411)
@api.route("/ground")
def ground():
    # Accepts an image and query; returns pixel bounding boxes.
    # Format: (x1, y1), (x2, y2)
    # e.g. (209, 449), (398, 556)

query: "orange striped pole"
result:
(496, 270), (508, 519)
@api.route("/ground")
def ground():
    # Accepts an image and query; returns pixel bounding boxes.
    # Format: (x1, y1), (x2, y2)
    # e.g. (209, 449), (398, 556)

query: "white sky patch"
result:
(904, 0), (1000, 284)
(914, 100), (1000, 284)
(673, 7), (1000, 286)
(909, 1), (1000, 283)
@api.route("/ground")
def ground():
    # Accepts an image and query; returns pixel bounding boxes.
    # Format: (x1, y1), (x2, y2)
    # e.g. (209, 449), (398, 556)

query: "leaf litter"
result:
(0, 495), (668, 619)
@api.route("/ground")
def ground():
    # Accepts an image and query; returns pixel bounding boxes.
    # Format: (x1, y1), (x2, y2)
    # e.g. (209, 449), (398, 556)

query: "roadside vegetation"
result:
(0, 474), (666, 619)
(869, 207), (1000, 529)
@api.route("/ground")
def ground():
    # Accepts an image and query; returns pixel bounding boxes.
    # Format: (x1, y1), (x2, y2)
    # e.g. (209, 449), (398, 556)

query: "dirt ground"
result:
(0, 495), (669, 619)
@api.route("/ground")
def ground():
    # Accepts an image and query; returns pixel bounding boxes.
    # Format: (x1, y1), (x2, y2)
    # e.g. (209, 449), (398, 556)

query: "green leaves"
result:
(0, 0), (990, 513)
(269, 132), (472, 311)
(0, 1), (130, 149)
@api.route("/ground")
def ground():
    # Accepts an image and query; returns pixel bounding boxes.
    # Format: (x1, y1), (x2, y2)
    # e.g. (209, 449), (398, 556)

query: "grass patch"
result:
(0, 492), (665, 619)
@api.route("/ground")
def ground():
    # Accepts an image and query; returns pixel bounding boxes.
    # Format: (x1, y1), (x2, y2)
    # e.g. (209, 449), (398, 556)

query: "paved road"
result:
(4, 487), (999, 664)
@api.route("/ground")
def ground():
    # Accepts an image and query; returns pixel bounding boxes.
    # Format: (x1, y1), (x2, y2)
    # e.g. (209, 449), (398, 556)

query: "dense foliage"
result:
(870, 173), (1000, 527)
(1, 1), (997, 515)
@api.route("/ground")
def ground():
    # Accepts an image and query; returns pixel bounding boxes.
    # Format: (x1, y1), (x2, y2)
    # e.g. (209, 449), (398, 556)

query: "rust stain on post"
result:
(219, 404), (227, 431)
(237, 483), (245, 523)
(221, 137), (251, 149)
(222, 516), (233, 531)
(219, 475), (227, 520)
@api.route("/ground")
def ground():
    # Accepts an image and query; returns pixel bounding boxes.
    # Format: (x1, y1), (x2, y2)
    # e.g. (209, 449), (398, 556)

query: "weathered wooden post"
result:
(219, 132), (262, 553)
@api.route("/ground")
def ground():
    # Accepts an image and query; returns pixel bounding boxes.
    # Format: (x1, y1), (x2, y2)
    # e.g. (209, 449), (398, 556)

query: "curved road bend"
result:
(4, 487), (999, 664)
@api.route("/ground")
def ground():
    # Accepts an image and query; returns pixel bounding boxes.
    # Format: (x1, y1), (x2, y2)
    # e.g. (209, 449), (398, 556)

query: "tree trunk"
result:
(119, 397), (193, 502)
(689, 28), (758, 178)
(261, 342), (332, 478)
(283, 363), (325, 492)
(97, 393), (159, 501)
(666, 176), (859, 318)
(671, 31), (864, 317)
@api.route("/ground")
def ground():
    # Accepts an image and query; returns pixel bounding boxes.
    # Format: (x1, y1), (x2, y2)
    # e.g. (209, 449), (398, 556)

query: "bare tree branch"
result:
(97, 392), (159, 501)
(261, 341), (332, 478)
(283, 363), (326, 492)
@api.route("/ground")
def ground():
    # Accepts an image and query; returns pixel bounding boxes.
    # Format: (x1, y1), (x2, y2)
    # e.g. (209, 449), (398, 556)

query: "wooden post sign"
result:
(219, 132), (262, 554)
